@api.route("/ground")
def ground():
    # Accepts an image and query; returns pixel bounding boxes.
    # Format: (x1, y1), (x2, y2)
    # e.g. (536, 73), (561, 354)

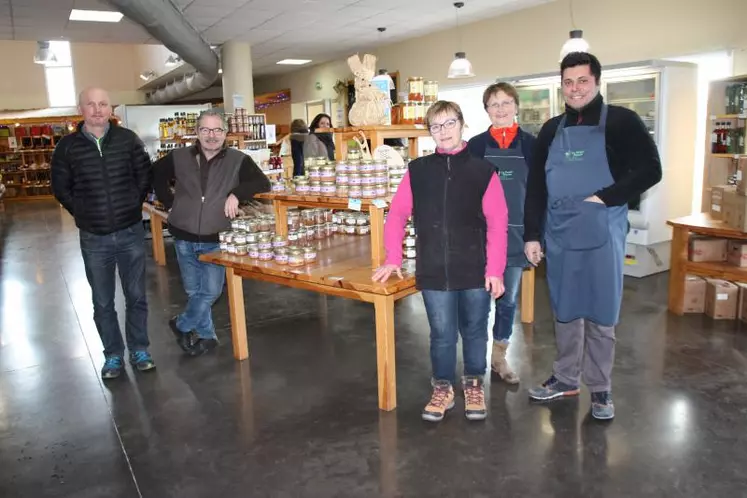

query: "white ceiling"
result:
(0, 0), (554, 76)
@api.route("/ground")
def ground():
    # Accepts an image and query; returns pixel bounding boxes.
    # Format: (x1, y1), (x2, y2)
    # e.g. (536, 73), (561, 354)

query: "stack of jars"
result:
(335, 154), (388, 199)
(288, 208), (335, 243)
(403, 219), (417, 260)
(219, 215), (276, 258)
(339, 211), (371, 236)
(389, 146), (409, 195)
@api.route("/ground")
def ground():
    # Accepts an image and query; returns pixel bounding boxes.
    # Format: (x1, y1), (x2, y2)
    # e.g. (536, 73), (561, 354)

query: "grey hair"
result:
(197, 109), (228, 131)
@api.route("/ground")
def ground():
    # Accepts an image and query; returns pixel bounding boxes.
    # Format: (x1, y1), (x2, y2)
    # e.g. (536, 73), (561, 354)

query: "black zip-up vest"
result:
(409, 148), (496, 291)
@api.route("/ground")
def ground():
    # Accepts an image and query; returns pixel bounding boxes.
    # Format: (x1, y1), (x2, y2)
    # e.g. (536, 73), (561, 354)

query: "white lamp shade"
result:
(447, 52), (474, 79)
(33, 41), (57, 65)
(559, 30), (590, 62)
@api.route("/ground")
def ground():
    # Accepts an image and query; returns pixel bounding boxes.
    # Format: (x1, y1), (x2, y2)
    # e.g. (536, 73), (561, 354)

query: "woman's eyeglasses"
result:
(429, 119), (458, 134)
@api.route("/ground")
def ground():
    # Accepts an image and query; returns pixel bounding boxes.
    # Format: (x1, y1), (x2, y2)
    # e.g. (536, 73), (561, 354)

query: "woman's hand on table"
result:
(372, 264), (403, 283)
(485, 276), (505, 299)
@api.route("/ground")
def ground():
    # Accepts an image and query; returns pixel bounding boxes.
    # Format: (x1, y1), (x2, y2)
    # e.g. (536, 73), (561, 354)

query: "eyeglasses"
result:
(487, 100), (515, 110)
(429, 119), (459, 134)
(198, 127), (226, 135)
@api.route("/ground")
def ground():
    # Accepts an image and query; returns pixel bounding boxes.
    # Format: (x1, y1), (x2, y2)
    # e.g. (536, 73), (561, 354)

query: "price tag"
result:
(348, 198), (362, 211)
(372, 199), (388, 208)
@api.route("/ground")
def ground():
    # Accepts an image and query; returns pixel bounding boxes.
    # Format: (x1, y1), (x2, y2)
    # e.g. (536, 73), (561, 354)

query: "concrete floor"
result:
(1, 200), (746, 498)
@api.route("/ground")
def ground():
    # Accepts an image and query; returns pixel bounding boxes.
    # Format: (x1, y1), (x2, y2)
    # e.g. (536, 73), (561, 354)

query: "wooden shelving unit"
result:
(330, 125), (431, 161)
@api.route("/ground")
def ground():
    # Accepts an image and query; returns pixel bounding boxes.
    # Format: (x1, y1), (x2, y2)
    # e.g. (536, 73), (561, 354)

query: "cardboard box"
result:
(688, 236), (727, 262)
(736, 282), (747, 322)
(711, 185), (734, 220)
(727, 240), (747, 267)
(722, 189), (747, 231)
(709, 158), (734, 188)
(705, 279), (738, 319)
(737, 158), (747, 195)
(683, 275), (707, 313)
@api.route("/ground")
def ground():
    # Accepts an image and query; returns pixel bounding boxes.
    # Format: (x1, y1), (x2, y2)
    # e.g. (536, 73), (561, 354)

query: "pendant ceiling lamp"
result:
(559, 0), (590, 61)
(33, 41), (57, 65)
(447, 2), (474, 79)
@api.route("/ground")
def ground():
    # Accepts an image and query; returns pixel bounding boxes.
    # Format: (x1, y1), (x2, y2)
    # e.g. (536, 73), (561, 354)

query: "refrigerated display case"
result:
(507, 60), (698, 277)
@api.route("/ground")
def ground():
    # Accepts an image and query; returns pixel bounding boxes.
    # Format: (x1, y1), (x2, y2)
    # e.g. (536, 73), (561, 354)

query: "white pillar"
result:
(221, 41), (254, 114)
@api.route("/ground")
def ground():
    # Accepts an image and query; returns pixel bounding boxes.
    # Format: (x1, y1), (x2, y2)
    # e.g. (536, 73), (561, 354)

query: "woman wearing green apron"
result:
(523, 52), (662, 420)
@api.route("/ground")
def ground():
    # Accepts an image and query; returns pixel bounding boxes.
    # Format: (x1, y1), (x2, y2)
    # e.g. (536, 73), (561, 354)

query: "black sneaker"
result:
(590, 391), (615, 420)
(169, 316), (196, 351)
(186, 337), (219, 357)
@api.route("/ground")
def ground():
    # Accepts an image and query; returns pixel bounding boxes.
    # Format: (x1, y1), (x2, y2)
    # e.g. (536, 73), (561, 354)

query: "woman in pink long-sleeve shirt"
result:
(372, 101), (509, 423)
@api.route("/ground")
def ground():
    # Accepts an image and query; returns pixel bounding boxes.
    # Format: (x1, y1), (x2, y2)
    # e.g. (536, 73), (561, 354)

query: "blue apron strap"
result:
(556, 114), (568, 150)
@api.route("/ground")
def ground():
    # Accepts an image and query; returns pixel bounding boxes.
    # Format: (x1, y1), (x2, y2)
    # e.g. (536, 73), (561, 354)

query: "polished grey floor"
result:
(1, 200), (746, 498)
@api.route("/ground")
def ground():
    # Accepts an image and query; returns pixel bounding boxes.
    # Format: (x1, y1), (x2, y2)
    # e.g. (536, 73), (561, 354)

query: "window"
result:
(43, 41), (76, 107)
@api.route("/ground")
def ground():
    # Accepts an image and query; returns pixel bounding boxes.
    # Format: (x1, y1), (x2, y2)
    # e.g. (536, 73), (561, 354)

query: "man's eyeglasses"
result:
(486, 100), (515, 110)
(198, 127), (226, 135)
(429, 119), (459, 134)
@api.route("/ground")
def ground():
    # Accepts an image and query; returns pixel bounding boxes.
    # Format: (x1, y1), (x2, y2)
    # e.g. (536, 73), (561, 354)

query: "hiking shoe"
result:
(129, 350), (156, 372)
(590, 391), (615, 420)
(169, 316), (195, 352)
(462, 376), (487, 421)
(101, 356), (124, 380)
(185, 337), (219, 357)
(528, 375), (580, 401)
(421, 381), (455, 422)
(491, 341), (520, 384)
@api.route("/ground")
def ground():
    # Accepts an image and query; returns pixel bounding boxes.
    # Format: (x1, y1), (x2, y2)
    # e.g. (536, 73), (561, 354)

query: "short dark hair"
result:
(482, 82), (520, 109)
(560, 52), (602, 83)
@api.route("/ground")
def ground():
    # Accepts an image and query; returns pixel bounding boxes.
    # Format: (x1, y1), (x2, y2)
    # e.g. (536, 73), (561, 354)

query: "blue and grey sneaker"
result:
(528, 375), (580, 401)
(129, 350), (156, 372)
(101, 356), (124, 380)
(590, 391), (615, 420)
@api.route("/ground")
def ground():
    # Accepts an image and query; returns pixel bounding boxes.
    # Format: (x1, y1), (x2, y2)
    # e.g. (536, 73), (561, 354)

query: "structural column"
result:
(221, 41), (254, 113)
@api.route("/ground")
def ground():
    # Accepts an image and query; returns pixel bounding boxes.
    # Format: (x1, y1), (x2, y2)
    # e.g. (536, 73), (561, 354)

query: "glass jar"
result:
(374, 173), (388, 185)
(296, 228), (307, 244)
(258, 217), (272, 232)
(349, 185), (362, 198)
(323, 210), (334, 223)
(315, 157), (328, 167)
(360, 173), (376, 185)
(303, 246), (318, 263)
(302, 210), (316, 227)
(272, 235), (287, 248)
(344, 224), (357, 235)
(336, 161), (349, 174)
(336, 173), (349, 185)
(355, 214), (369, 226)
(356, 225), (370, 236)
(389, 167), (407, 177)
(231, 219), (242, 231)
(315, 224), (326, 240)
(408, 76), (424, 101)
(288, 230), (299, 243)
(294, 178), (310, 194)
(235, 244), (248, 256)
(345, 213), (358, 226)
(234, 231), (247, 245)
(224, 232), (234, 244)
(220, 242), (228, 253)
(403, 102), (416, 125)
(404, 246), (417, 259)
(360, 160), (375, 173)
(258, 247), (274, 261)
(306, 225), (316, 241)
(257, 232), (272, 250)
(271, 179), (286, 193)
(361, 185), (377, 199)
(308, 165), (322, 180)
(309, 182), (322, 194)
(347, 150), (361, 162)
(375, 183), (387, 197)
(304, 157), (316, 169)
(336, 185), (350, 197)
(321, 182), (337, 196)
(313, 209), (325, 225)
(288, 248), (305, 267)
(219, 230), (231, 242)
(374, 160), (388, 173)
(274, 247), (289, 265)
(320, 165), (336, 182)
(405, 222), (416, 236)
(404, 234), (417, 247)
(332, 212), (342, 225)
(347, 160), (360, 174)
(325, 222), (335, 236)
(414, 102), (425, 125)
(244, 232), (256, 244)
(424, 80), (439, 103)
(348, 174), (362, 186)
(247, 243), (259, 259)
(227, 243), (237, 255)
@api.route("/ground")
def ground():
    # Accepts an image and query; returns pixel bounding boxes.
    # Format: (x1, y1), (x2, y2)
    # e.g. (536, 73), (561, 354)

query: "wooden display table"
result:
(329, 125), (431, 161)
(200, 235), (417, 411)
(142, 202), (168, 266)
(667, 213), (747, 314)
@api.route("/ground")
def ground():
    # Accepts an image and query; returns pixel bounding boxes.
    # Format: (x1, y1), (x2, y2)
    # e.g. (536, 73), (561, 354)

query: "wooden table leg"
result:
(374, 294), (396, 411)
(520, 267), (535, 323)
(668, 225), (688, 315)
(226, 267), (249, 360)
(274, 202), (288, 237)
(369, 205), (386, 267)
(150, 215), (166, 266)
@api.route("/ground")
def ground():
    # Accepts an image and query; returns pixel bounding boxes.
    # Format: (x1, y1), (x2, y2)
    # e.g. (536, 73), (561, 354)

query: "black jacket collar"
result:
(564, 93), (604, 125)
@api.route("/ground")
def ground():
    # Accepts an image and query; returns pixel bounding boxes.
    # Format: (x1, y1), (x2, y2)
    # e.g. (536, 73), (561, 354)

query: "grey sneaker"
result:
(590, 391), (615, 420)
(528, 375), (580, 401)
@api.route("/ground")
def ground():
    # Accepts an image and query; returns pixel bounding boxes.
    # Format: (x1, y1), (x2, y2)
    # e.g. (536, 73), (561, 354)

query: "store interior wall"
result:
(262, 101), (291, 128)
(0, 41), (47, 111)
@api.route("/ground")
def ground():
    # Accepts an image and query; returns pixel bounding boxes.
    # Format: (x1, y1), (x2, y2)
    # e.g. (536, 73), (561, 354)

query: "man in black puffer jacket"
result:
(52, 87), (154, 380)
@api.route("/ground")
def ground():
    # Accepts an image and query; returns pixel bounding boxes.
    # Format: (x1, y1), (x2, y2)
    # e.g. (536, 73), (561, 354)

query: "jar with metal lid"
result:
(361, 186), (376, 199)
(414, 102), (425, 125)
(403, 102), (416, 125)
(306, 225), (316, 241)
(258, 247), (274, 261)
(308, 165), (322, 180)
(320, 165), (336, 182)
(272, 235), (287, 248)
(347, 160), (361, 173)
(321, 182), (336, 196)
(230, 219), (242, 231)
(359, 160), (375, 173)
(374, 173), (388, 184)
(374, 160), (388, 173)
(287, 213), (301, 231)
(274, 247), (289, 265)
(388, 167), (407, 177)
(314, 157), (328, 167)
(404, 246), (417, 259)
(288, 247), (305, 267)
(220, 242), (229, 253)
(233, 231), (248, 245)
(294, 178), (311, 194)
(302, 210), (316, 227)
(323, 210), (333, 223)
(243, 232), (256, 244)
(424, 80), (439, 103)
(408, 76), (424, 101)
(326, 222), (335, 235)
(389, 174), (405, 186)
(336, 185), (350, 197)
(258, 217), (272, 232)
(257, 232), (272, 250)
(347, 150), (361, 161)
(356, 224), (371, 236)
(360, 173), (376, 185)
(247, 243), (259, 258)
(405, 222), (416, 236)
(332, 212), (342, 225)
(270, 179), (286, 193)
(303, 246), (318, 263)
(314, 224), (326, 240)
(235, 244), (248, 256)
(348, 174), (362, 186)
(296, 228), (307, 244)
(219, 230), (231, 242)
(375, 183), (387, 197)
(312, 209), (324, 225)
(344, 213), (358, 226)
(336, 173), (349, 185)
(355, 213), (370, 226)
(226, 243), (236, 255)
(404, 234), (417, 248)
(344, 224), (357, 235)
(335, 161), (348, 174)
(309, 182), (322, 194)
(349, 185), (362, 198)
(288, 230), (299, 243)
(223, 232), (234, 244)
(304, 157), (316, 168)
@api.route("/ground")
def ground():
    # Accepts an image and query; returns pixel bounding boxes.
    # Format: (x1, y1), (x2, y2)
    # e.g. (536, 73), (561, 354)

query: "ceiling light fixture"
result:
(559, 1), (589, 61)
(139, 70), (156, 81)
(33, 41), (57, 65)
(69, 9), (123, 23)
(276, 59), (312, 65)
(447, 2), (474, 79)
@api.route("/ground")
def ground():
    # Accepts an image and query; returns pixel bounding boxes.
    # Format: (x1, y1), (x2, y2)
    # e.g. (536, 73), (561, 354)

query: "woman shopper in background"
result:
(468, 82), (536, 385)
(282, 118), (308, 176)
(303, 113), (335, 161)
(373, 101), (508, 423)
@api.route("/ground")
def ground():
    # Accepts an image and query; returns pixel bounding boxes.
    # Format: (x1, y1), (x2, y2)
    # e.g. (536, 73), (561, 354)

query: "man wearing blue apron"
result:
(523, 52), (662, 420)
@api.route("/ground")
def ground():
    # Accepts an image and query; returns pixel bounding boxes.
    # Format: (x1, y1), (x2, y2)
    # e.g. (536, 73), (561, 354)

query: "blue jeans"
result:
(174, 240), (225, 339)
(79, 222), (149, 357)
(493, 266), (524, 343)
(421, 288), (492, 384)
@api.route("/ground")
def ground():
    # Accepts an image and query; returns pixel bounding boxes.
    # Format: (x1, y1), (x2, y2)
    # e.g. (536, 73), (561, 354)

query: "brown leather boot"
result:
(491, 342), (520, 384)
